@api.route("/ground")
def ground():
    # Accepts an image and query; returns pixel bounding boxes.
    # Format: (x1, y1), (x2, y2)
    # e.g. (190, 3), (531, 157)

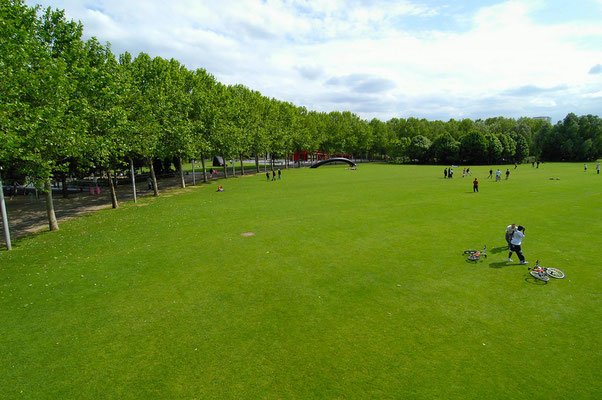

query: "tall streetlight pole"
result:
(0, 166), (12, 250)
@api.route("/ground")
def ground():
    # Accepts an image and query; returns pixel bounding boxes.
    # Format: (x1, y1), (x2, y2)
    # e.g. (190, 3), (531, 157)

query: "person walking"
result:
(266, 171), (270, 181)
(495, 169), (501, 182)
(505, 223), (517, 250)
(488, 168), (493, 179)
(508, 225), (528, 264)
(278, 169), (281, 180)
(448, 168), (453, 178)
(444, 168), (448, 179)
(473, 178), (479, 192)
(272, 170), (276, 181)
(505, 169), (510, 180)
(584, 164), (587, 172)
(597, 162), (600, 174)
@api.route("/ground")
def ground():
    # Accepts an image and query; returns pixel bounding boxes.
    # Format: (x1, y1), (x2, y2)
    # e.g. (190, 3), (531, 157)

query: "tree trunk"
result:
(178, 157), (186, 188)
(149, 157), (159, 196)
(0, 171), (12, 250)
(255, 153), (259, 173)
(44, 180), (59, 231)
(61, 175), (68, 198)
(240, 154), (245, 175)
(108, 169), (119, 209)
(201, 156), (207, 183)
(130, 158), (137, 203)
(223, 156), (228, 179)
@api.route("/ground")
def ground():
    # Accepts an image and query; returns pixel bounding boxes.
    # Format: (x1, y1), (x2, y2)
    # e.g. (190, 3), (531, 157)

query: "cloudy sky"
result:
(26, 0), (602, 123)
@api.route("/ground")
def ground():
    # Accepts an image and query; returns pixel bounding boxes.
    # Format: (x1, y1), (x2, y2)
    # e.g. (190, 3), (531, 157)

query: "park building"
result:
(532, 116), (552, 123)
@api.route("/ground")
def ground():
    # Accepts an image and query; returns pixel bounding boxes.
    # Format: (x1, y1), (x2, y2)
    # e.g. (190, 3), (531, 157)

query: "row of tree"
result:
(1, 0), (602, 233)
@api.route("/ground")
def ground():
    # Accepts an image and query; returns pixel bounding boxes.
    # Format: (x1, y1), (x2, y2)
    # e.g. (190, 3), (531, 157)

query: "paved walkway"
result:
(0, 172), (225, 245)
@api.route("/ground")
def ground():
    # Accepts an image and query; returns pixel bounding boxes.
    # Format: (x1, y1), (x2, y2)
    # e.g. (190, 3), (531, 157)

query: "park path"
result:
(0, 173), (223, 245)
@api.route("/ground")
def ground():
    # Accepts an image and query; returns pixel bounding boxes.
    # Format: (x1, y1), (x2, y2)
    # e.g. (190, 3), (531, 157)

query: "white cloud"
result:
(24, 0), (602, 122)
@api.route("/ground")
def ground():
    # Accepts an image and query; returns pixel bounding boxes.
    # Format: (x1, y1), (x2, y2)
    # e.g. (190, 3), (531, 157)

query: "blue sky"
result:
(26, 0), (602, 123)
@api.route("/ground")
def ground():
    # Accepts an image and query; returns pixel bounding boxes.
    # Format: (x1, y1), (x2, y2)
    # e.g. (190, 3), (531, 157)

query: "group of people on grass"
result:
(266, 169), (282, 181)
(584, 162), (601, 174)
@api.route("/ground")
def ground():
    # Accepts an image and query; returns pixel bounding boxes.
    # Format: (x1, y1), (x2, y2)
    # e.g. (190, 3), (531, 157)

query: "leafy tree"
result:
(126, 53), (166, 195)
(2, 3), (88, 230)
(497, 134), (516, 161)
(484, 134), (503, 164)
(407, 135), (432, 163)
(511, 133), (529, 162)
(459, 131), (487, 164)
(431, 133), (459, 164)
(189, 68), (219, 181)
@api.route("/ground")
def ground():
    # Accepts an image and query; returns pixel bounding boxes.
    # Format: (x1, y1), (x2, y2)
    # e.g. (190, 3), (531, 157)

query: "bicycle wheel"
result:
(546, 268), (565, 279)
(530, 270), (550, 281)
(464, 250), (477, 254)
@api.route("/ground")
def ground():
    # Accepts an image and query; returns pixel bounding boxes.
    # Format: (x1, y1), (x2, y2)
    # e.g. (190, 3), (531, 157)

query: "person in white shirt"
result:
(495, 169), (501, 182)
(505, 224), (516, 250)
(508, 225), (527, 264)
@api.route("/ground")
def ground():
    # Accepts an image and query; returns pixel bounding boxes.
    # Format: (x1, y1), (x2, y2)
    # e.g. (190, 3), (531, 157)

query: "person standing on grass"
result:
(266, 171), (270, 181)
(505, 169), (510, 180)
(508, 225), (528, 264)
(597, 162), (600, 174)
(488, 168), (493, 179)
(473, 178), (479, 192)
(449, 168), (453, 178)
(495, 169), (501, 181)
(444, 168), (448, 179)
(272, 170), (276, 181)
(505, 223), (517, 250)
(278, 169), (281, 180)
(584, 164), (587, 172)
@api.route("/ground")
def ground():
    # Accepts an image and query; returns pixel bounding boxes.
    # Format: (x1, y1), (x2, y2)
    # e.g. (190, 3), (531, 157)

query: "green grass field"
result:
(1, 163), (600, 399)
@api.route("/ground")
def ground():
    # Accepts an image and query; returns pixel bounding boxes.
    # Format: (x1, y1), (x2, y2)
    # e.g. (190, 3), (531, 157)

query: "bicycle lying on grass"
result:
(464, 245), (487, 262)
(528, 260), (565, 281)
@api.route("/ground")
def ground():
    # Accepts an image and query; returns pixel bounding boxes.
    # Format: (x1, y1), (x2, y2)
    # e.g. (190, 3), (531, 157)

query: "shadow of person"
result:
(490, 246), (509, 254)
(488, 261), (512, 268)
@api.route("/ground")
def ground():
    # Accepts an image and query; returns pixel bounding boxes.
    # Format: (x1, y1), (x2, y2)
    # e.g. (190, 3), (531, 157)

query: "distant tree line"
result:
(1, 0), (601, 231)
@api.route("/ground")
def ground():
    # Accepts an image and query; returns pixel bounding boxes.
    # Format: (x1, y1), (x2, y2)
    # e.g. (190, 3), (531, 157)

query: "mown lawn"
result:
(1, 162), (600, 399)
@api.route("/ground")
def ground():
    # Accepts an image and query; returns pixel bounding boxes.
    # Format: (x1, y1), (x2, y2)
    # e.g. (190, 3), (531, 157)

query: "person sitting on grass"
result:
(217, 185), (224, 192)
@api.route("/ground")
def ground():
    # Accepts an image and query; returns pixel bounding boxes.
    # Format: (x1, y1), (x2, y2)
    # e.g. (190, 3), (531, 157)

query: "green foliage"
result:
(459, 130), (487, 164)
(431, 133), (459, 164)
(3, 0), (601, 182)
(484, 133), (503, 164)
(534, 114), (602, 161)
(407, 135), (431, 163)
